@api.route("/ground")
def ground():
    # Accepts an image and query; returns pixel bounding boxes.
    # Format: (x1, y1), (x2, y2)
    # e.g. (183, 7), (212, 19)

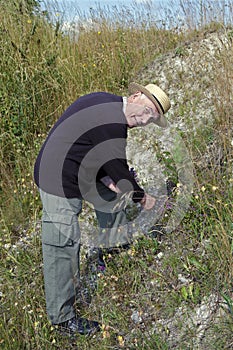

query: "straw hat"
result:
(128, 82), (171, 127)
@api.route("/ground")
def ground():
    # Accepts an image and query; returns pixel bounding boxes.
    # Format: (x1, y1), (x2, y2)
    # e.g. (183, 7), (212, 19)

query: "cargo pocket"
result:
(41, 212), (80, 247)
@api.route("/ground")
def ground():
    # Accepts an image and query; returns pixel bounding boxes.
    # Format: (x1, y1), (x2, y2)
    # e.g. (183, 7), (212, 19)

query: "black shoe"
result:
(57, 316), (101, 336)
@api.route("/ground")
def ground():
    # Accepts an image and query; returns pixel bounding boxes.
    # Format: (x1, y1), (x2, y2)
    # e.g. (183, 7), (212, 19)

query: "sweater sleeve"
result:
(89, 123), (144, 202)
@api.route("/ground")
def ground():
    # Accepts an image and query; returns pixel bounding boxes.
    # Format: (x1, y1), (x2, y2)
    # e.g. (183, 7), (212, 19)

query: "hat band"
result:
(151, 94), (164, 114)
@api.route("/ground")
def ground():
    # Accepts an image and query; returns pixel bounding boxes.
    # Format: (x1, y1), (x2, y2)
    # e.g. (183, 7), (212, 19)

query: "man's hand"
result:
(100, 176), (121, 193)
(140, 193), (156, 210)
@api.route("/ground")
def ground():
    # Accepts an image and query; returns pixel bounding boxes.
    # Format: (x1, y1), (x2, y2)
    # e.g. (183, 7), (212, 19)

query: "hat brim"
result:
(128, 82), (168, 128)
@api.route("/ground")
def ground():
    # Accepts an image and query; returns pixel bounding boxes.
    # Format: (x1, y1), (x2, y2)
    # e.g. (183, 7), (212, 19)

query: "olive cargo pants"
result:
(40, 183), (130, 324)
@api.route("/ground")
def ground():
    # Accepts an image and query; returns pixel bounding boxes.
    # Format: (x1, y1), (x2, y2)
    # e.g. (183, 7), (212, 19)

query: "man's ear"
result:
(128, 91), (141, 102)
(133, 91), (142, 99)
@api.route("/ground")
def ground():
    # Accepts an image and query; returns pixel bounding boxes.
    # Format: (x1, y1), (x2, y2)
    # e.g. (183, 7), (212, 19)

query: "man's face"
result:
(125, 92), (160, 128)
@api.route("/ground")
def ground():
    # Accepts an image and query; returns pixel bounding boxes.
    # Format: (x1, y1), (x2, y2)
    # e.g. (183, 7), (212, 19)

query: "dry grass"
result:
(0, 0), (233, 349)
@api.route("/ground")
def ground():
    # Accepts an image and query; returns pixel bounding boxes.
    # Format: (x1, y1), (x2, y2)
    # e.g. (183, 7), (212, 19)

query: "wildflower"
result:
(212, 186), (218, 191)
(27, 19), (32, 24)
(103, 330), (110, 338)
(201, 186), (206, 192)
(102, 325), (111, 338)
(93, 63), (96, 67)
(128, 247), (136, 256)
(98, 31), (101, 35)
(117, 335), (125, 347)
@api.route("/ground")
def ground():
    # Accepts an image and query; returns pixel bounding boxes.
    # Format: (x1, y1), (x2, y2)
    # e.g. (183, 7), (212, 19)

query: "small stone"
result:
(178, 274), (191, 284)
(131, 310), (142, 324)
(157, 252), (164, 259)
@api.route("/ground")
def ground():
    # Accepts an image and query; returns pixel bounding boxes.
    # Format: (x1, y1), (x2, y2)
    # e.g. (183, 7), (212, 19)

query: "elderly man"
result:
(34, 82), (171, 336)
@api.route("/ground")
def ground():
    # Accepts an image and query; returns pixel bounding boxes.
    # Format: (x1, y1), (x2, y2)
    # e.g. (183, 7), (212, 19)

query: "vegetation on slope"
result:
(0, 0), (232, 349)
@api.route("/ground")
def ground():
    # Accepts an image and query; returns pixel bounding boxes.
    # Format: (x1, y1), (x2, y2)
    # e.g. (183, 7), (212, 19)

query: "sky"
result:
(51, 0), (169, 13)
(43, 0), (179, 28)
(42, 0), (233, 28)
(42, 0), (175, 16)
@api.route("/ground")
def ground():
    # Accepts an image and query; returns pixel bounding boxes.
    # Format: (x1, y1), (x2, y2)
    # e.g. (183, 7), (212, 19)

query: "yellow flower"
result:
(117, 335), (125, 347)
(27, 19), (32, 24)
(98, 31), (101, 35)
(103, 330), (110, 338)
(128, 247), (136, 256)
(201, 186), (206, 192)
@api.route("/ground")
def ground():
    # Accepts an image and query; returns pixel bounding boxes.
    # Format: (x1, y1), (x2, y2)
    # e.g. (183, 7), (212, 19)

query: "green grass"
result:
(0, 0), (233, 349)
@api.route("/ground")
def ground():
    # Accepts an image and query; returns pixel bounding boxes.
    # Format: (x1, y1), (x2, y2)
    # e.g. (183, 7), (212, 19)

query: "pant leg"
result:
(42, 240), (80, 324)
(39, 190), (82, 324)
(94, 182), (131, 249)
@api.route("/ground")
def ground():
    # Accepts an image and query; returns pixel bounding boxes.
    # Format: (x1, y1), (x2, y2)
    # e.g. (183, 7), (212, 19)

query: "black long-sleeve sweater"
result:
(34, 92), (144, 202)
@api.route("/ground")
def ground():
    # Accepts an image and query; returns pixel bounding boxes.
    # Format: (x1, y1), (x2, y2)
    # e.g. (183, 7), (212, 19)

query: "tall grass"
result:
(0, 0), (182, 232)
(0, 0), (233, 349)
